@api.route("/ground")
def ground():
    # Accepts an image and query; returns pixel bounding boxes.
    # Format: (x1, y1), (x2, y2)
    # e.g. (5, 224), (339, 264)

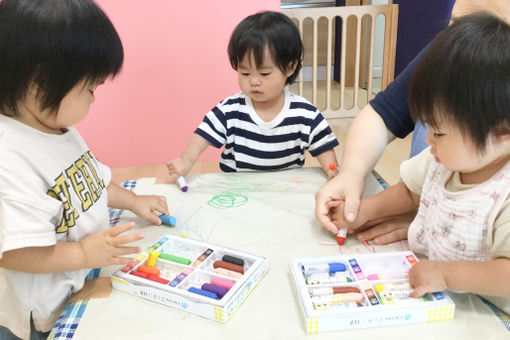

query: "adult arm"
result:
(314, 104), (395, 233)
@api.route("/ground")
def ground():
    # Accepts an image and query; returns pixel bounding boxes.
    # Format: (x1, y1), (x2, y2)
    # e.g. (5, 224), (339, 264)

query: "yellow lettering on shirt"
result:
(66, 163), (93, 211)
(48, 174), (79, 233)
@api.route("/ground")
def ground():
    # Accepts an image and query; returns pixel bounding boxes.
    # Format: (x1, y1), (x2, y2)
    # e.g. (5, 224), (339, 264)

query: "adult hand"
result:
(314, 171), (364, 234)
(355, 210), (416, 245)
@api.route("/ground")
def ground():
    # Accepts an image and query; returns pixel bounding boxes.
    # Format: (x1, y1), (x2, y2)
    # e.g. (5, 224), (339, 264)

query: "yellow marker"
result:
(146, 251), (159, 267)
(178, 233), (186, 237)
(136, 253), (148, 262)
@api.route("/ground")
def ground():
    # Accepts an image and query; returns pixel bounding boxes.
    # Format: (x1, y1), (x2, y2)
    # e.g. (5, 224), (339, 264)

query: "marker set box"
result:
(289, 251), (455, 333)
(111, 235), (267, 323)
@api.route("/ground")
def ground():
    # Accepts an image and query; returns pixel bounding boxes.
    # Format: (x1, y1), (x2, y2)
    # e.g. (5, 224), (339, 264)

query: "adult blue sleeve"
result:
(369, 45), (429, 139)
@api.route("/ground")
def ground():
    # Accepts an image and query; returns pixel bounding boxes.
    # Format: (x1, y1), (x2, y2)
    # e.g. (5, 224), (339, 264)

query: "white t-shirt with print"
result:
(0, 115), (111, 339)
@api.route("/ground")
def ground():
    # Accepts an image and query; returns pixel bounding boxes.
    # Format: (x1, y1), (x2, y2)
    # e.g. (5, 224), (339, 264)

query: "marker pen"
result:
(159, 214), (177, 226)
(309, 286), (360, 297)
(301, 262), (346, 276)
(311, 292), (365, 305)
(305, 275), (352, 285)
(177, 176), (188, 192)
(336, 228), (347, 245)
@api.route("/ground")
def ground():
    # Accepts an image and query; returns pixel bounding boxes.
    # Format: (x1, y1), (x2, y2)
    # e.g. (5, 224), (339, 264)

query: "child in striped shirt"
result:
(168, 11), (339, 178)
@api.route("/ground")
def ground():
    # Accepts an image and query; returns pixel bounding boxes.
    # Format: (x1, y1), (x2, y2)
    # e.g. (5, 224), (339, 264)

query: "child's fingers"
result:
(155, 196), (169, 215)
(113, 245), (142, 256)
(326, 200), (342, 208)
(111, 255), (139, 266)
(107, 222), (136, 237)
(110, 232), (144, 247)
(410, 285), (428, 298)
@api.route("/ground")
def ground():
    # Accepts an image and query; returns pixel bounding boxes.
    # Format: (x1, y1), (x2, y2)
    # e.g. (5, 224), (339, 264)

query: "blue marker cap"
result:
(188, 287), (218, 299)
(328, 262), (347, 273)
(160, 214), (176, 226)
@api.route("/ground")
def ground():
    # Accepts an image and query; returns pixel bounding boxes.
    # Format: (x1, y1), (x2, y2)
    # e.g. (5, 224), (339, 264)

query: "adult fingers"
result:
(343, 190), (361, 222)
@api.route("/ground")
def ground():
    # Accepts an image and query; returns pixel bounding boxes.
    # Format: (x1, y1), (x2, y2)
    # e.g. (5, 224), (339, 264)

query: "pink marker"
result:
(211, 277), (235, 290)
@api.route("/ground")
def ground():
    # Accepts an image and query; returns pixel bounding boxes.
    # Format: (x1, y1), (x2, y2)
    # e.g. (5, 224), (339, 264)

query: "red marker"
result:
(337, 228), (347, 245)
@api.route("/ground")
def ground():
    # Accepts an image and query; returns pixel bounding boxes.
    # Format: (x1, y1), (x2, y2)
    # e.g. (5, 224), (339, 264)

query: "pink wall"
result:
(77, 0), (280, 167)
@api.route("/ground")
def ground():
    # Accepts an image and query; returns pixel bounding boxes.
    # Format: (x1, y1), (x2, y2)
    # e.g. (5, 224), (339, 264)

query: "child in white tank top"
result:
(329, 12), (510, 313)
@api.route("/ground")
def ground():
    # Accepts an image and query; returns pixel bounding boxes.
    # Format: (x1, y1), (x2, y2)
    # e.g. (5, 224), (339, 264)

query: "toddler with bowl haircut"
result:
(168, 11), (339, 179)
(0, 1), (169, 338)
(329, 12), (510, 313)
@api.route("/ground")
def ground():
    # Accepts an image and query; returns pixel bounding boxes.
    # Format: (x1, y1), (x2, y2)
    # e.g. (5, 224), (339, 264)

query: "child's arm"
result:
(331, 182), (420, 232)
(0, 222), (143, 273)
(167, 134), (211, 181)
(315, 149), (339, 179)
(409, 258), (510, 297)
(107, 182), (169, 225)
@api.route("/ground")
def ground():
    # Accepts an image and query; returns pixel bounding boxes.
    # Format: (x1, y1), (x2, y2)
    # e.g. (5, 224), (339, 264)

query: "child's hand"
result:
(130, 195), (169, 225)
(167, 156), (193, 182)
(79, 222), (143, 268)
(408, 260), (448, 297)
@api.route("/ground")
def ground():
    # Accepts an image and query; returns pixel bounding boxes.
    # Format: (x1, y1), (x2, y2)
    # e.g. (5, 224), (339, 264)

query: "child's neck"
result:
(460, 151), (510, 184)
(251, 90), (285, 123)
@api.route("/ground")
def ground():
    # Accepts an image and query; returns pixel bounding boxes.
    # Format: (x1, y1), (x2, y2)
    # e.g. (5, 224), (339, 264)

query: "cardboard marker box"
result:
(290, 251), (455, 333)
(112, 235), (267, 323)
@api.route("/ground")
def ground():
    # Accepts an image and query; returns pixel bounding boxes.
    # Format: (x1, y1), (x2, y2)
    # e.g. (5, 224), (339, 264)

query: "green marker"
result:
(159, 252), (191, 265)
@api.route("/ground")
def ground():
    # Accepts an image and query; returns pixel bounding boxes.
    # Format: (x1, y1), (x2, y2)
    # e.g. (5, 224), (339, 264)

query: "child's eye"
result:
(261, 73), (271, 76)
(433, 132), (444, 138)
(241, 73), (249, 76)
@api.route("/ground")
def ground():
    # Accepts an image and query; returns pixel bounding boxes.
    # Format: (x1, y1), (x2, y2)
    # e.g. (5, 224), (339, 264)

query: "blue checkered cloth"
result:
(48, 180), (137, 340)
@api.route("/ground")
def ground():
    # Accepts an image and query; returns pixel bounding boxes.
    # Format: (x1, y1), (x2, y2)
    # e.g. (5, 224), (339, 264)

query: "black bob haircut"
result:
(0, 0), (123, 116)
(409, 12), (510, 151)
(227, 11), (303, 85)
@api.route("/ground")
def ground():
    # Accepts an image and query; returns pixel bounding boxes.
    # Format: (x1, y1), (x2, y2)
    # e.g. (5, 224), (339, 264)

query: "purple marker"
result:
(177, 176), (188, 192)
(201, 283), (228, 299)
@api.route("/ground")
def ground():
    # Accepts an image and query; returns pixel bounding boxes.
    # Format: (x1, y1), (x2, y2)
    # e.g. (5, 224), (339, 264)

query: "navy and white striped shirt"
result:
(195, 89), (339, 172)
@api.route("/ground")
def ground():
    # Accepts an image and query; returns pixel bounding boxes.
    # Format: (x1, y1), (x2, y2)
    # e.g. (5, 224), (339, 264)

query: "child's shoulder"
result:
(217, 92), (248, 108)
(285, 90), (319, 113)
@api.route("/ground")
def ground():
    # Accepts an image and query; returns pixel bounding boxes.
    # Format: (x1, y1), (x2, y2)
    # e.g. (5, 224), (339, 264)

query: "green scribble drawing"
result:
(208, 193), (248, 209)
(193, 173), (292, 193)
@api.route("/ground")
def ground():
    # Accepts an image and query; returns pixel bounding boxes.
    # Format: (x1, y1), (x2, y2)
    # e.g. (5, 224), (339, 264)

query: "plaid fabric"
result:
(480, 296), (510, 331)
(48, 180), (137, 340)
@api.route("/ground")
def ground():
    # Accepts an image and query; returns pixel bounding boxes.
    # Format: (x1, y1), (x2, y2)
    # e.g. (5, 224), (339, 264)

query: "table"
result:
(49, 168), (510, 340)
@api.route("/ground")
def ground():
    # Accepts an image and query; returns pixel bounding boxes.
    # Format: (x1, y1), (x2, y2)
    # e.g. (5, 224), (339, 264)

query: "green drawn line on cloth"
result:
(208, 193), (248, 209)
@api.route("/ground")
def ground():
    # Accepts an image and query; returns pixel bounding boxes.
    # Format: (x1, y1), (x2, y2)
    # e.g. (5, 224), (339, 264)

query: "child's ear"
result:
(494, 125), (510, 142)
(28, 82), (39, 96)
(286, 61), (298, 77)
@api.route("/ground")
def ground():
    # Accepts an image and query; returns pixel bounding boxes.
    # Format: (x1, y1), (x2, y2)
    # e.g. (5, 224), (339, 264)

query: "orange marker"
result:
(137, 265), (160, 276)
(329, 163), (336, 171)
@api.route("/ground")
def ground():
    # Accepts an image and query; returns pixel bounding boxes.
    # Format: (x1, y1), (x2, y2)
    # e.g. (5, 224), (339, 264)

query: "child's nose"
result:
(250, 76), (261, 86)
